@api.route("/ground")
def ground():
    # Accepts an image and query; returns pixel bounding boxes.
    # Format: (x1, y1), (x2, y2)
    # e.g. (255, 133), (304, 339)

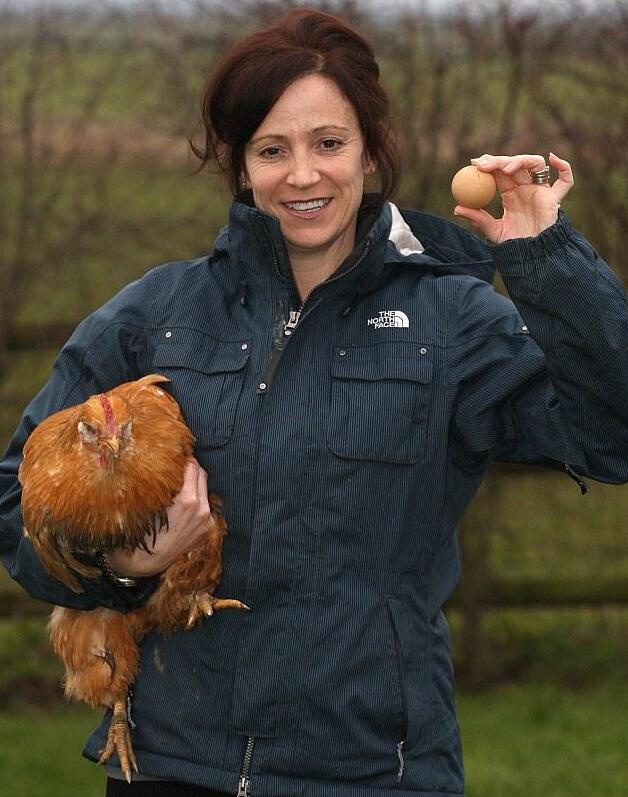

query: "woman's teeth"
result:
(284, 198), (330, 211)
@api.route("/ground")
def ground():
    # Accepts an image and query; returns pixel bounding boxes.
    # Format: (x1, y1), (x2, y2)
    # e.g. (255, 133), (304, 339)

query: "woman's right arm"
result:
(0, 273), (162, 611)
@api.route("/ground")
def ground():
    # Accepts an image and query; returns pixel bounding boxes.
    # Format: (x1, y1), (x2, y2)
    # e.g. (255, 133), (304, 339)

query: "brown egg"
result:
(451, 165), (496, 209)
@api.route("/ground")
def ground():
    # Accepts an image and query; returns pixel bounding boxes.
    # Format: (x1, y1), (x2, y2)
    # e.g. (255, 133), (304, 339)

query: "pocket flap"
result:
(153, 337), (250, 374)
(331, 343), (432, 383)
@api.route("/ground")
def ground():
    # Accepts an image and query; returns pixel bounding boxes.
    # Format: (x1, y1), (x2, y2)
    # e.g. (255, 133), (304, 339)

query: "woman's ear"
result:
(361, 147), (377, 175)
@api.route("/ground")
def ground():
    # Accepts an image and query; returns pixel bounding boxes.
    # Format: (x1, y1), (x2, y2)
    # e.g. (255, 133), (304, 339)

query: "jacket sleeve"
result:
(0, 272), (161, 611)
(449, 212), (628, 484)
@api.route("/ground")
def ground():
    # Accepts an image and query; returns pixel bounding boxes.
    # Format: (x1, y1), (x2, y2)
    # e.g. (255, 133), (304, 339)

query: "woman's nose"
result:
(286, 155), (320, 188)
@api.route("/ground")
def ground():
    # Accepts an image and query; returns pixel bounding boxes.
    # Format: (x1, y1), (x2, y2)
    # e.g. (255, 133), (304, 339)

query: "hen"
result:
(18, 373), (247, 782)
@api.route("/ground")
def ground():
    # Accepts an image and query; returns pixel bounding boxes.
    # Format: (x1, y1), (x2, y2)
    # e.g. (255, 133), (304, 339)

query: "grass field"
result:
(461, 682), (628, 796)
(1, 707), (104, 797)
(1, 683), (627, 797)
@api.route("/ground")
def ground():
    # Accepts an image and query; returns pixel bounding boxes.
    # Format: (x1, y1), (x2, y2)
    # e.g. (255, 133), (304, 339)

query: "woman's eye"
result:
(260, 146), (282, 159)
(320, 138), (342, 151)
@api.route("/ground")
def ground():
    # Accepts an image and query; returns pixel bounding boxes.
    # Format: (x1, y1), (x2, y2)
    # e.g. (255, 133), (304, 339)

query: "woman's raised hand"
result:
(454, 152), (573, 244)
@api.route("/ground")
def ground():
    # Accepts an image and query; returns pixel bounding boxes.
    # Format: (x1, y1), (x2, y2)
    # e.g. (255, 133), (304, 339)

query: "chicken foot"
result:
(98, 698), (138, 784)
(186, 593), (249, 629)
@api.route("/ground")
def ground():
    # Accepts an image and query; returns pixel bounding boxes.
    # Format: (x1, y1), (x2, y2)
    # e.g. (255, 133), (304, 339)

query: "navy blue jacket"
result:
(1, 198), (628, 797)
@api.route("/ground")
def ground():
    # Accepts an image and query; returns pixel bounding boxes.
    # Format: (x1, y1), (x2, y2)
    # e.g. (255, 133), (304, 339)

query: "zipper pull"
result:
(396, 740), (405, 781)
(283, 309), (301, 336)
(237, 736), (255, 797)
(126, 686), (136, 729)
(564, 463), (588, 495)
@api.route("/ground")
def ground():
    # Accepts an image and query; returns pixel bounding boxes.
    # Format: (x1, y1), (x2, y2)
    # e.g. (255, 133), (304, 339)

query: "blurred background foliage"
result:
(1, 0), (628, 794)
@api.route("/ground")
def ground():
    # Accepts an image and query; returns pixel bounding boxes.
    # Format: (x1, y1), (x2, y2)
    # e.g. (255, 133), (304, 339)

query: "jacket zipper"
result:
(256, 302), (302, 394)
(256, 239), (372, 394)
(236, 736), (255, 797)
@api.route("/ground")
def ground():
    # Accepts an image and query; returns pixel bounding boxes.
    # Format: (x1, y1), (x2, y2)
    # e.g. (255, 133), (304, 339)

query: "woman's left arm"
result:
(451, 153), (628, 484)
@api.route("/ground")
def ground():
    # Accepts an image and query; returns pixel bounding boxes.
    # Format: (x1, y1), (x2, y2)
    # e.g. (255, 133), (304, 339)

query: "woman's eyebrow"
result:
(249, 125), (352, 146)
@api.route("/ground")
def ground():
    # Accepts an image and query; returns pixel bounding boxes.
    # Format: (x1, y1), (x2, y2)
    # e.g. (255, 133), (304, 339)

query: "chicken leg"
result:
(49, 605), (146, 782)
(99, 698), (138, 783)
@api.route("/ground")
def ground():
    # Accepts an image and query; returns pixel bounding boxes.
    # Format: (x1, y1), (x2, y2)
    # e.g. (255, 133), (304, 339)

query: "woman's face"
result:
(244, 74), (371, 270)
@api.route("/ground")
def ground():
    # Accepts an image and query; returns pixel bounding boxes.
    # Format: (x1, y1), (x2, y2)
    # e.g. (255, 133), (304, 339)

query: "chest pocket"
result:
(327, 342), (433, 465)
(152, 333), (250, 450)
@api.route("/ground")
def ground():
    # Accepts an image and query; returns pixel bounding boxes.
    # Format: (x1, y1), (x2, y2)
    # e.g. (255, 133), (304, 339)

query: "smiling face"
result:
(244, 74), (372, 283)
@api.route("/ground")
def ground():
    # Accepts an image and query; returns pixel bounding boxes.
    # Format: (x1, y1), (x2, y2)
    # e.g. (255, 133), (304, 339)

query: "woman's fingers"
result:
(471, 153), (541, 193)
(501, 154), (547, 178)
(196, 459), (209, 507)
(549, 151), (574, 200)
(471, 152), (574, 197)
(472, 153), (546, 178)
(168, 458), (211, 534)
(453, 205), (501, 240)
(180, 458), (200, 501)
(180, 457), (209, 507)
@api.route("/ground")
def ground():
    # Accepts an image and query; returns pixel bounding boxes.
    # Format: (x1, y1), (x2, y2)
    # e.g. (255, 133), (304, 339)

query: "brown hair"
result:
(192, 8), (400, 200)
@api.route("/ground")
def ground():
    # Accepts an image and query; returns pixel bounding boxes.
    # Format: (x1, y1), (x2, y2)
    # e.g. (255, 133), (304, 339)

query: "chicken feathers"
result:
(18, 373), (247, 781)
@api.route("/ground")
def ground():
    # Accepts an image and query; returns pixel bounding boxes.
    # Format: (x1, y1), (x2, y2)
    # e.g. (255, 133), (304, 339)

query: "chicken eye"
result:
(121, 420), (133, 441)
(78, 420), (98, 439)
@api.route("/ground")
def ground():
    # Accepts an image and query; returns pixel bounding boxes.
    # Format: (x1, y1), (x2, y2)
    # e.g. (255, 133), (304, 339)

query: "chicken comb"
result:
(98, 394), (116, 436)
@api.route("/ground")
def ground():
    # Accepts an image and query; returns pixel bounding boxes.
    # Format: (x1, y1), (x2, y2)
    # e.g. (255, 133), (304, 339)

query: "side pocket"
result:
(385, 597), (409, 744)
(384, 595), (432, 754)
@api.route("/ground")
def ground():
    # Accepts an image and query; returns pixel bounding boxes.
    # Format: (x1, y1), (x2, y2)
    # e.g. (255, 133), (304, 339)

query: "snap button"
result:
(420, 347), (427, 355)
(165, 331), (172, 339)
(241, 343), (248, 350)
(339, 350), (347, 356)
(259, 382), (267, 391)
(284, 330), (292, 336)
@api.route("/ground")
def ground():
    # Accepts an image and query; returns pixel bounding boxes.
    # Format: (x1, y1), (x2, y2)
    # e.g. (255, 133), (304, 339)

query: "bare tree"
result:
(0, 5), (140, 377)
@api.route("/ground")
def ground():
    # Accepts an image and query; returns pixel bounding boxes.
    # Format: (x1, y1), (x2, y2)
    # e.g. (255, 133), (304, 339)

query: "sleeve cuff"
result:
(83, 572), (161, 612)
(490, 210), (576, 275)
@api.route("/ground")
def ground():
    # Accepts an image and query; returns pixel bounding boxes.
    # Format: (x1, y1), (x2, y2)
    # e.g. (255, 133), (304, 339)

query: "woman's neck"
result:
(287, 224), (357, 303)
(289, 256), (338, 303)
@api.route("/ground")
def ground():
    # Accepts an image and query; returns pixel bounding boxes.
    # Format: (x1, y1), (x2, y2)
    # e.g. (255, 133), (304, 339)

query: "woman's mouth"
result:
(282, 198), (332, 217)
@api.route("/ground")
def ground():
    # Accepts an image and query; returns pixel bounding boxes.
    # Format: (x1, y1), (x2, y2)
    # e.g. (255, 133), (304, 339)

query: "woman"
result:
(1, 9), (627, 797)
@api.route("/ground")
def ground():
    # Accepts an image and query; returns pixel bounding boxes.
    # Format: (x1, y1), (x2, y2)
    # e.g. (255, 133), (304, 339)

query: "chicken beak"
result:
(103, 436), (120, 456)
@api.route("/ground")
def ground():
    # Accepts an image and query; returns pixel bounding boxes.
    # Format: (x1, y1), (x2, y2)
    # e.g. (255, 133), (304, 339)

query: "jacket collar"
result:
(216, 193), (397, 302)
(213, 193), (494, 304)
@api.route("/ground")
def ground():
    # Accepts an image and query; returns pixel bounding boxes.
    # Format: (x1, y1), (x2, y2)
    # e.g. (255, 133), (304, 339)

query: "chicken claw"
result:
(186, 594), (250, 628)
(98, 699), (138, 784)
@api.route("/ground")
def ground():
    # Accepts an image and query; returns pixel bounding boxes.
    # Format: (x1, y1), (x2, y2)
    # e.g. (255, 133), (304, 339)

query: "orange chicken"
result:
(18, 374), (247, 782)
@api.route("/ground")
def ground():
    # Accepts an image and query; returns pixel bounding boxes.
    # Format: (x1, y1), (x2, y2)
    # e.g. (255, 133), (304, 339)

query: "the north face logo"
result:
(367, 310), (410, 329)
